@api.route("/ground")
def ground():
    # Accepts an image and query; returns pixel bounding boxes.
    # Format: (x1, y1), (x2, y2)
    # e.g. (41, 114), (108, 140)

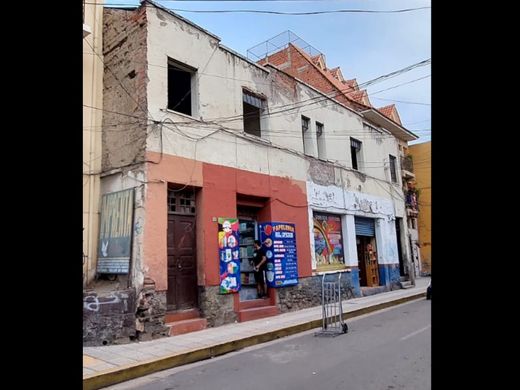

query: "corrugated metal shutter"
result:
(355, 217), (375, 237)
(243, 90), (264, 109)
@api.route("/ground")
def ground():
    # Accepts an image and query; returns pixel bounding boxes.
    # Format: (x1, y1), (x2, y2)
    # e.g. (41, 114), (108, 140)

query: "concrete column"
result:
(343, 214), (358, 267)
(308, 207), (317, 270)
(343, 214), (360, 296)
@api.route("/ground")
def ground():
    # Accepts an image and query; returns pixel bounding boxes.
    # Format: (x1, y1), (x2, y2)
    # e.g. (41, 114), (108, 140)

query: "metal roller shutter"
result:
(355, 217), (375, 237)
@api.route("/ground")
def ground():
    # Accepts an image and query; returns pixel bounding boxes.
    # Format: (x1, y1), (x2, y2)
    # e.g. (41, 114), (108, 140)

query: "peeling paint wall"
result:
(143, 6), (401, 187)
(306, 181), (401, 283)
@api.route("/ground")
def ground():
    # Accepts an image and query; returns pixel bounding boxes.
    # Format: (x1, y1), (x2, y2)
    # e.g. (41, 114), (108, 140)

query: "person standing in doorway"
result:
(253, 240), (268, 298)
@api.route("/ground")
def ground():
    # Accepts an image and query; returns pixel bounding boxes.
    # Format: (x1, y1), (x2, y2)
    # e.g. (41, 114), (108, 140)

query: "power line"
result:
(84, 39), (155, 123)
(90, 2), (431, 15)
(370, 97), (431, 106)
(370, 75), (431, 96)
(195, 60), (430, 125)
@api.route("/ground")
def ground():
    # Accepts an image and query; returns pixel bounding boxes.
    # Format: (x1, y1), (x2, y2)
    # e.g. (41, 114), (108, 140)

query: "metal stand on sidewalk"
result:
(315, 272), (348, 337)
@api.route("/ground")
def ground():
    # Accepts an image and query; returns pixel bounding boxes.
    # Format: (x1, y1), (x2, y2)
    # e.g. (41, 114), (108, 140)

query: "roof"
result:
(377, 104), (402, 125)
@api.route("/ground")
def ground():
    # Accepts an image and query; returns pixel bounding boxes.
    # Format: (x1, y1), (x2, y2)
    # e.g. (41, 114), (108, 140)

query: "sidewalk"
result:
(84, 277), (430, 390)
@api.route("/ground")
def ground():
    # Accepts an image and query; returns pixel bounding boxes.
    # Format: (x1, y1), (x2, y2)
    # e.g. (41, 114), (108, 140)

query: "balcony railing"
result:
(401, 155), (414, 173)
(405, 190), (419, 212)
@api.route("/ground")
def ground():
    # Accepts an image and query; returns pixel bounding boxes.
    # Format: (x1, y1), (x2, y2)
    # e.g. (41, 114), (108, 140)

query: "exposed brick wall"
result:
(102, 7), (149, 172)
(262, 45), (368, 112)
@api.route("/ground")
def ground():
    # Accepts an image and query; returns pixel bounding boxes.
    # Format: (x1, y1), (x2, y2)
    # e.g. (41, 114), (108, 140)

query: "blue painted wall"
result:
(378, 264), (401, 287)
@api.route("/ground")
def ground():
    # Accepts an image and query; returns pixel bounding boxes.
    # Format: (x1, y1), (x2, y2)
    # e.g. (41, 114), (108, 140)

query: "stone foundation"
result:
(276, 272), (361, 313)
(83, 288), (137, 346)
(199, 286), (237, 327)
(135, 288), (170, 342)
(83, 283), (169, 346)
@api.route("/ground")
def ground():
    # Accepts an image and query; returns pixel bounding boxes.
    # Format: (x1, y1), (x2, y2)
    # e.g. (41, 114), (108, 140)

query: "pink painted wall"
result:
(144, 152), (203, 291)
(142, 152), (311, 292)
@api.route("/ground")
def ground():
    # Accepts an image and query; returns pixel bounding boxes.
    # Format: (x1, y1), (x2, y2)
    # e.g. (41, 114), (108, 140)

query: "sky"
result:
(102, 0), (431, 144)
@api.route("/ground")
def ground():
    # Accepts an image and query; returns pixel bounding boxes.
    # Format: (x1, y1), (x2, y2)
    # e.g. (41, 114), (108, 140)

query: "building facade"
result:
(256, 36), (419, 286)
(408, 141), (431, 275)
(83, 0), (419, 345)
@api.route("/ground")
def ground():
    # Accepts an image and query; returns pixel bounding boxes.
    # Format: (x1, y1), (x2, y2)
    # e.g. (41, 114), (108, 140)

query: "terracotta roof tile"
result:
(347, 90), (371, 107)
(377, 104), (402, 124)
(345, 79), (358, 90)
(329, 67), (344, 82)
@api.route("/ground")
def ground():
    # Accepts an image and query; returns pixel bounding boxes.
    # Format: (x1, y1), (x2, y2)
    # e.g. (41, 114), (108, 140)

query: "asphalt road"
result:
(105, 298), (431, 390)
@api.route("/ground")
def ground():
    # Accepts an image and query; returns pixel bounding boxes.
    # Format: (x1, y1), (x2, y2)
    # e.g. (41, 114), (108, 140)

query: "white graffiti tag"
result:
(83, 294), (121, 312)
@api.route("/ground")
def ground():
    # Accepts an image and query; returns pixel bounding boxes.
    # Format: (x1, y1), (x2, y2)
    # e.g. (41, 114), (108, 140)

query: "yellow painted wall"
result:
(83, 0), (104, 286)
(408, 142), (431, 274)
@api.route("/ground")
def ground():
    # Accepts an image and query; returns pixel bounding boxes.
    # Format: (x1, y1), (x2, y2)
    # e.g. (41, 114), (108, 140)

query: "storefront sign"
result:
(259, 222), (298, 288)
(97, 189), (135, 274)
(313, 213), (345, 267)
(218, 217), (241, 294)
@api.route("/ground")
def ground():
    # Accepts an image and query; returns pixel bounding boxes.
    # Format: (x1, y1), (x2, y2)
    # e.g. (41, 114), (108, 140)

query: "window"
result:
(316, 122), (323, 138)
(389, 155), (397, 183)
(302, 116), (310, 154)
(168, 58), (196, 116)
(243, 89), (265, 137)
(316, 122), (325, 159)
(350, 137), (362, 170)
(168, 189), (196, 215)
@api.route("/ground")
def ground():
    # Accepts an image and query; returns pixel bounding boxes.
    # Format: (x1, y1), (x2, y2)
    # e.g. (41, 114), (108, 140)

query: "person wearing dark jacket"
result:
(253, 240), (268, 298)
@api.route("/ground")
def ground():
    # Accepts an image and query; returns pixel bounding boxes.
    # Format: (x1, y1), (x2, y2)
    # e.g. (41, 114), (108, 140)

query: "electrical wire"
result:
(89, 2), (431, 16)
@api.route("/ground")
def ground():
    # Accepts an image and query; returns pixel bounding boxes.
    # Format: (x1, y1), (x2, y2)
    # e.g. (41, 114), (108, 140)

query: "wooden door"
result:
(167, 214), (198, 311)
(357, 236), (380, 287)
(357, 238), (367, 286)
(365, 240), (380, 287)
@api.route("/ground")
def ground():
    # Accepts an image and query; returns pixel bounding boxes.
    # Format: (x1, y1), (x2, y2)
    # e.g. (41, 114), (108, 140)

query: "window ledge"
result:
(161, 108), (200, 122)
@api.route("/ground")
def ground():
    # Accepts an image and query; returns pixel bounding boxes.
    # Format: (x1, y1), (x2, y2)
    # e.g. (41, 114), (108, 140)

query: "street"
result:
(104, 299), (431, 390)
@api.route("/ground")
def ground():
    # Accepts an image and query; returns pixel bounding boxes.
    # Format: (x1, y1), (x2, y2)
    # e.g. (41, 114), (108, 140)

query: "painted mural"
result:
(313, 213), (344, 267)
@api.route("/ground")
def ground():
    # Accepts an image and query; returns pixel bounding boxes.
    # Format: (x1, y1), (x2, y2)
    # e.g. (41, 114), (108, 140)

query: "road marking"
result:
(400, 324), (431, 341)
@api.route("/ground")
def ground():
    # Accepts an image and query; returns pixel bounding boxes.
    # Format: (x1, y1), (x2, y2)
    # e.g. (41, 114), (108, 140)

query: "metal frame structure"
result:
(315, 272), (348, 337)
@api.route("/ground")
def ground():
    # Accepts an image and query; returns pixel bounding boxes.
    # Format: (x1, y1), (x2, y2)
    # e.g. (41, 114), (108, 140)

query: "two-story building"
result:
(83, 0), (419, 345)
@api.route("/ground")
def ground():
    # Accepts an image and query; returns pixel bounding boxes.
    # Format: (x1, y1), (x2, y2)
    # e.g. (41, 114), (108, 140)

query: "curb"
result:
(84, 291), (426, 390)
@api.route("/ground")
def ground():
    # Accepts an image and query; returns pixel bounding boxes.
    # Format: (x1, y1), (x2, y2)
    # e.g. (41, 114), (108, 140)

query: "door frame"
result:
(166, 187), (199, 312)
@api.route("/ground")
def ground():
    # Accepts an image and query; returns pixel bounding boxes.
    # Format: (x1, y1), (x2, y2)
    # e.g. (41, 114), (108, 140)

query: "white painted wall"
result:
(143, 6), (403, 188)
(307, 181), (401, 270)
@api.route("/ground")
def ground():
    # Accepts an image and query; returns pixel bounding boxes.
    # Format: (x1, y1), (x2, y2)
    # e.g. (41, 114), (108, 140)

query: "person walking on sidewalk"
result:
(253, 240), (268, 298)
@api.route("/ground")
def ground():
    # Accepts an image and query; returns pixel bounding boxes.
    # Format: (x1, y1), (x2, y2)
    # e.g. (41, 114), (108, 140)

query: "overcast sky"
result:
(102, 0), (431, 143)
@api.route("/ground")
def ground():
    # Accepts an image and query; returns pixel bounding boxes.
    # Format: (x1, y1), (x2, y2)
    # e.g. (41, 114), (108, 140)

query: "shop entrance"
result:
(355, 217), (379, 287)
(237, 205), (261, 301)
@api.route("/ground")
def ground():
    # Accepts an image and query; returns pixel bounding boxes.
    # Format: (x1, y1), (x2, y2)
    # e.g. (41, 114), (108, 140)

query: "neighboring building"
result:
(83, 0), (419, 345)
(83, 0), (104, 287)
(408, 141), (431, 275)
(255, 34), (419, 285)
